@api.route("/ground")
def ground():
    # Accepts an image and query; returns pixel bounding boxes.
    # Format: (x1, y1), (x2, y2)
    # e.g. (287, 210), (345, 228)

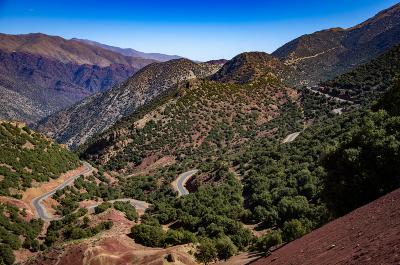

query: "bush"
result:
(282, 219), (307, 242)
(195, 239), (217, 265)
(131, 224), (166, 247)
(94, 202), (112, 214)
(215, 237), (237, 261)
(0, 244), (15, 265)
(254, 230), (282, 253)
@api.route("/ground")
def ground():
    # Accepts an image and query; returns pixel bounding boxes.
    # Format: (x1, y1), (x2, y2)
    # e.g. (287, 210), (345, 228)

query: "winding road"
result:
(31, 164), (213, 221)
(31, 162), (94, 221)
(173, 169), (198, 196)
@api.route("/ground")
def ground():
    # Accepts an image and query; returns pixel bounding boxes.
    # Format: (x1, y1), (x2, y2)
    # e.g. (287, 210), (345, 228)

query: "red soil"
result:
(252, 188), (400, 265)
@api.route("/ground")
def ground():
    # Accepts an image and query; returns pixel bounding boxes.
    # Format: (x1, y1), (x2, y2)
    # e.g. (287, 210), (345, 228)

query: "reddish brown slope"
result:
(252, 188), (400, 265)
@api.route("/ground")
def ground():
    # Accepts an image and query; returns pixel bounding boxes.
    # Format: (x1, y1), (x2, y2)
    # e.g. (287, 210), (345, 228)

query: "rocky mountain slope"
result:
(0, 33), (157, 123)
(73, 38), (182, 62)
(273, 3), (400, 85)
(35, 59), (222, 148)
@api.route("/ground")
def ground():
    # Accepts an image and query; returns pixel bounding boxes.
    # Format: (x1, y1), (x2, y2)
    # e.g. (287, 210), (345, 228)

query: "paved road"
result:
(282, 132), (301, 143)
(173, 169), (198, 196)
(31, 162), (93, 221)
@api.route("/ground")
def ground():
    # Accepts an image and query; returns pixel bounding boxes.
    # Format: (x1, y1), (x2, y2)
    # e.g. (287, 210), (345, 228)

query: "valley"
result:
(1, 2), (400, 265)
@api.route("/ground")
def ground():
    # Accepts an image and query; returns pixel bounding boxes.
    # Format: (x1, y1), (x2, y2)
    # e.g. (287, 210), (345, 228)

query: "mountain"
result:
(0, 33), (156, 122)
(35, 59), (222, 148)
(73, 38), (182, 62)
(211, 52), (288, 84)
(273, 3), (400, 85)
(77, 53), (299, 170)
(318, 44), (400, 104)
(0, 33), (155, 67)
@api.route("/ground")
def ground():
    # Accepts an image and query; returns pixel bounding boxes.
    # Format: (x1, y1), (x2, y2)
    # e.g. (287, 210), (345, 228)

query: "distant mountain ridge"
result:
(0, 33), (155, 67)
(73, 38), (182, 62)
(0, 33), (157, 123)
(273, 2), (400, 85)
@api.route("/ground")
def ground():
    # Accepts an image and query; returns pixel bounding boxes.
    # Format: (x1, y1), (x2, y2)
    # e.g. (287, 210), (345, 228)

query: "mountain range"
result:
(72, 38), (182, 62)
(0, 33), (179, 123)
(274, 2), (400, 85)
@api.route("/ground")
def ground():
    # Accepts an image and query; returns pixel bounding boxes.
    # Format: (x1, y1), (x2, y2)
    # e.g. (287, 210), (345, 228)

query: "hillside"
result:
(80, 74), (299, 170)
(0, 121), (80, 195)
(252, 188), (400, 265)
(35, 59), (222, 148)
(273, 3), (400, 85)
(319, 44), (400, 104)
(73, 38), (182, 62)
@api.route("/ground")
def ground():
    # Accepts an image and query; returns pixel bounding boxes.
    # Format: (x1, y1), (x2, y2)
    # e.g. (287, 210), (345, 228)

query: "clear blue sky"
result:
(0, 0), (398, 61)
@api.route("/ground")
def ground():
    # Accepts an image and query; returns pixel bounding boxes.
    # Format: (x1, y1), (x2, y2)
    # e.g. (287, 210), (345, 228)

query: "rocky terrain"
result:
(35, 59), (223, 148)
(273, 3), (400, 85)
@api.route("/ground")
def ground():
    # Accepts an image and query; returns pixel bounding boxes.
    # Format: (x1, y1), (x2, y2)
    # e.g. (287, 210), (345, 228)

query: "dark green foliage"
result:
(321, 45), (400, 104)
(165, 229), (196, 246)
(94, 202), (112, 214)
(0, 204), (43, 263)
(45, 208), (112, 246)
(0, 244), (14, 265)
(113, 201), (138, 221)
(0, 122), (80, 196)
(215, 236), (238, 261)
(373, 79), (400, 116)
(254, 230), (282, 253)
(282, 219), (307, 242)
(323, 110), (400, 215)
(52, 173), (122, 216)
(131, 224), (166, 247)
(195, 238), (218, 265)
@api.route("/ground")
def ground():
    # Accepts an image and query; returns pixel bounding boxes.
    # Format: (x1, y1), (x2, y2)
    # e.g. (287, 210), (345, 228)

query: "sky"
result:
(0, 0), (398, 61)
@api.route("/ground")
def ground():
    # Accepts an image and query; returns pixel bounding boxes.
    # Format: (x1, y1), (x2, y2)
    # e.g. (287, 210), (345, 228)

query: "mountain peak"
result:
(211, 51), (286, 84)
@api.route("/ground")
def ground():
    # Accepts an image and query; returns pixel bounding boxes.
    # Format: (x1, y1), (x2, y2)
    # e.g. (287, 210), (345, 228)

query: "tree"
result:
(254, 230), (282, 253)
(0, 244), (15, 265)
(282, 219), (307, 242)
(215, 237), (237, 261)
(195, 239), (217, 265)
(131, 224), (166, 247)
